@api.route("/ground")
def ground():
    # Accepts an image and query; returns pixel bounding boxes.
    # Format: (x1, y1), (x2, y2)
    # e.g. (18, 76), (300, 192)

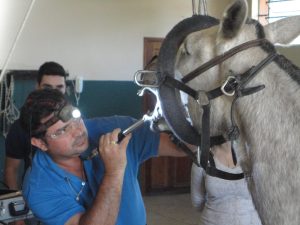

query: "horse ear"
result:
(264, 16), (300, 45)
(219, 0), (248, 39)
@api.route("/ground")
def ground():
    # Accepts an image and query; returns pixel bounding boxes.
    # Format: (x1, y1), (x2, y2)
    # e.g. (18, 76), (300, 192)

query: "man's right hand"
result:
(98, 128), (131, 175)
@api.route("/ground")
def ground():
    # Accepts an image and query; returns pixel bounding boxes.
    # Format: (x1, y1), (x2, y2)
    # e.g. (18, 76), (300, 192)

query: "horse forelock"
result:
(247, 18), (266, 39)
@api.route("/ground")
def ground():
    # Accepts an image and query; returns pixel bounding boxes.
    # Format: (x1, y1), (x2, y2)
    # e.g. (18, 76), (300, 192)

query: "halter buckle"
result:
(221, 76), (237, 96)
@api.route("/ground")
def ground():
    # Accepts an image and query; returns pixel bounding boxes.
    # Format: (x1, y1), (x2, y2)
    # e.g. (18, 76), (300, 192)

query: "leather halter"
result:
(182, 38), (274, 83)
(186, 51), (276, 179)
(155, 15), (277, 180)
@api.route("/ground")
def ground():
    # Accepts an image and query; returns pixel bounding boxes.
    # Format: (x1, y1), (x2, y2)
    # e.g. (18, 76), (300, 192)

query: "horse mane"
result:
(246, 19), (300, 85)
(274, 55), (300, 85)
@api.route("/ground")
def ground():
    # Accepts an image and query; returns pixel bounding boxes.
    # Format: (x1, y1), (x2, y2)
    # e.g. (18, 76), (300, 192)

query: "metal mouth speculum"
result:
(134, 70), (169, 133)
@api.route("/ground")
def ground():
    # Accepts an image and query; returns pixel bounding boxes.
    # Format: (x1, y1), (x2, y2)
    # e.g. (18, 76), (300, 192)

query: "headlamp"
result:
(58, 105), (81, 122)
(32, 104), (81, 136)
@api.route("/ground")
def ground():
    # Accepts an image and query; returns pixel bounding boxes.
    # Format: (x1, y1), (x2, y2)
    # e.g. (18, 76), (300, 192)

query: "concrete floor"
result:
(144, 193), (199, 225)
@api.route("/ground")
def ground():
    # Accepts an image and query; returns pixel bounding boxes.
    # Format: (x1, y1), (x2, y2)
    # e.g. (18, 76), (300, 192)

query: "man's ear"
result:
(31, 137), (48, 152)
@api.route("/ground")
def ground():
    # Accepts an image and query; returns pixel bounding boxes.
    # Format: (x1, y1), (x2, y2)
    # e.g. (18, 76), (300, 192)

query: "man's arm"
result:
(4, 120), (28, 190)
(66, 129), (131, 225)
(4, 157), (26, 225)
(66, 172), (125, 225)
(68, 171), (125, 225)
(4, 157), (22, 189)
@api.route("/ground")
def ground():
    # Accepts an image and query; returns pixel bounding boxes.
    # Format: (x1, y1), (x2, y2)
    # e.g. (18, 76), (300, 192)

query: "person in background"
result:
(4, 61), (67, 190)
(4, 61), (67, 225)
(191, 141), (262, 225)
(19, 88), (186, 225)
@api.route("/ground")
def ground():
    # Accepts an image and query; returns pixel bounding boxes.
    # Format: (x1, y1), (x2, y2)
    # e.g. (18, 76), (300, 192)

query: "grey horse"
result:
(174, 0), (300, 224)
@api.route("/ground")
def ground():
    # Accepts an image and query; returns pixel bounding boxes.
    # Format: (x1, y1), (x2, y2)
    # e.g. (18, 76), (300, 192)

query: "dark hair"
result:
(37, 61), (68, 84)
(20, 89), (67, 138)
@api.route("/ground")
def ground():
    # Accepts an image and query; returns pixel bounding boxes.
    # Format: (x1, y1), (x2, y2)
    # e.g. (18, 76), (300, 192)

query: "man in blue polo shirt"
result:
(19, 88), (185, 225)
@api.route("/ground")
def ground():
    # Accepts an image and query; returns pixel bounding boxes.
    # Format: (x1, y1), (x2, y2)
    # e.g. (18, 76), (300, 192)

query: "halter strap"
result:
(182, 38), (270, 83)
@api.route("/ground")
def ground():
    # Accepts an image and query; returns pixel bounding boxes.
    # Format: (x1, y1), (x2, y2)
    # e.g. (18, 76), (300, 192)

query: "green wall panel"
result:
(77, 81), (143, 118)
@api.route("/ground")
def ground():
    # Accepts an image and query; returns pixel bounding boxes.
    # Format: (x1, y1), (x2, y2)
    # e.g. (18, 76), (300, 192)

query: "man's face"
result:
(38, 75), (66, 94)
(35, 115), (89, 160)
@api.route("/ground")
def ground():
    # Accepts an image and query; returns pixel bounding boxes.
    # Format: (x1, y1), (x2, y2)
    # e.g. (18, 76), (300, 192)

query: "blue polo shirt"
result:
(22, 116), (160, 225)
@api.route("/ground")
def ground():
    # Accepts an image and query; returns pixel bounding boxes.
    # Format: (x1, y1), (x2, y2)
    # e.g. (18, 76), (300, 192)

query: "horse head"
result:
(175, 0), (300, 141)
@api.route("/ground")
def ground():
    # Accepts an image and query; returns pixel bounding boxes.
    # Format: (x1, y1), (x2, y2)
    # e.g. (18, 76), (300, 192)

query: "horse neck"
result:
(235, 61), (300, 150)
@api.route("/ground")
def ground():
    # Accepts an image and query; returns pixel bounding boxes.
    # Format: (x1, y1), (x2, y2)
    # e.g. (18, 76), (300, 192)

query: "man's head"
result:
(37, 61), (67, 94)
(20, 89), (88, 158)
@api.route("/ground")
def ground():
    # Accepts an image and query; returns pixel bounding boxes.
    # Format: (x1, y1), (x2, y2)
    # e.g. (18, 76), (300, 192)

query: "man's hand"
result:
(99, 128), (131, 175)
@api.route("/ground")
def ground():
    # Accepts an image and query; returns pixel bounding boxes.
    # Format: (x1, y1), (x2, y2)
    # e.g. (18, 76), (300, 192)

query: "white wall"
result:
(2, 0), (299, 81)
(0, 0), (232, 81)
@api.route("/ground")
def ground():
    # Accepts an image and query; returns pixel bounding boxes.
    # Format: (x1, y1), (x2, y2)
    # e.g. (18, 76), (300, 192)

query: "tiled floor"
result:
(144, 193), (199, 225)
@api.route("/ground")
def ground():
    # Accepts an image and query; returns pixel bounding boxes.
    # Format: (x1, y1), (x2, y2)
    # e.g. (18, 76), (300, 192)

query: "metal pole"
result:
(203, 0), (208, 15)
(198, 0), (208, 15)
(192, 0), (196, 15)
(0, 0), (36, 82)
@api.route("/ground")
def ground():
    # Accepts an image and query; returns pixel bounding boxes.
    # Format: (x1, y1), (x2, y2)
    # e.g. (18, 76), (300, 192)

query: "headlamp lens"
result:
(59, 105), (81, 122)
(72, 108), (81, 119)
(32, 104), (82, 136)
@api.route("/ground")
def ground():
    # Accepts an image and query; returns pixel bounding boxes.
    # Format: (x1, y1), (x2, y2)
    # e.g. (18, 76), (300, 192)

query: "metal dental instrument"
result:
(117, 111), (154, 143)
(85, 71), (162, 160)
(83, 111), (157, 160)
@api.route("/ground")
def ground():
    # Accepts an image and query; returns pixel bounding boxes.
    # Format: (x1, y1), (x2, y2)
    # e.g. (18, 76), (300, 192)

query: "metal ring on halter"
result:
(221, 76), (237, 96)
(133, 70), (161, 88)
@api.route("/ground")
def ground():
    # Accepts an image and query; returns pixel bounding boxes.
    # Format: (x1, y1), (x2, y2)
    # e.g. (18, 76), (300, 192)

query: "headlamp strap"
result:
(32, 114), (60, 136)
(31, 101), (76, 136)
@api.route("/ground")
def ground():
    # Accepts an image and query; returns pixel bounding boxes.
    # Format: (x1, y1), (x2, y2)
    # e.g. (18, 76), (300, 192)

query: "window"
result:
(269, 0), (300, 24)
(257, 0), (300, 44)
